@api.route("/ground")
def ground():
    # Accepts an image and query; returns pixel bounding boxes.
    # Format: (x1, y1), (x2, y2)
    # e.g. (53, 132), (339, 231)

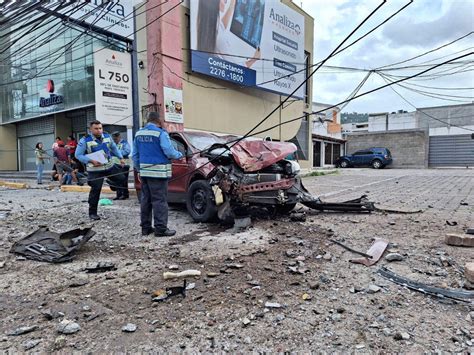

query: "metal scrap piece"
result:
(377, 266), (474, 303)
(10, 227), (95, 263)
(349, 239), (388, 266)
(301, 195), (376, 213)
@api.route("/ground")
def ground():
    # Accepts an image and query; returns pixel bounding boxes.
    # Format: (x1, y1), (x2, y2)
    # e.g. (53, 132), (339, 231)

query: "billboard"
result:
(59, 1), (134, 40)
(190, 0), (306, 98)
(94, 48), (133, 126)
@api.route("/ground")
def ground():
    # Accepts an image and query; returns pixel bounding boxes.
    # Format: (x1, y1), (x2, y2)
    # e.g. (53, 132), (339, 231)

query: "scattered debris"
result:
(367, 284), (381, 294)
(374, 205), (423, 214)
(121, 323), (137, 333)
(460, 201), (469, 206)
(264, 302), (282, 309)
(465, 262), (474, 283)
(84, 262), (116, 273)
(303, 195), (375, 213)
(385, 253), (404, 262)
(10, 227), (95, 263)
(394, 331), (410, 341)
(57, 320), (81, 334)
(7, 325), (38, 336)
(377, 267), (474, 303)
(98, 198), (113, 206)
(168, 265), (179, 270)
(445, 233), (474, 247)
(330, 239), (373, 259)
(152, 281), (187, 302)
(302, 293), (312, 300)
(163, 269), (201, 280)
(350, 239), (388, 266)
(69, 277), (89, 287)
(290, 213), (306, 222)
(446, 220), (458, 226)
(22, 339), (41, 350)
(467, 228), (474, 235)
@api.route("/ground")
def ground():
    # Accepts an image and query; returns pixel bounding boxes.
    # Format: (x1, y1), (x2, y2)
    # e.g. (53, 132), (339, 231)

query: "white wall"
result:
(430, 125), (474, 136)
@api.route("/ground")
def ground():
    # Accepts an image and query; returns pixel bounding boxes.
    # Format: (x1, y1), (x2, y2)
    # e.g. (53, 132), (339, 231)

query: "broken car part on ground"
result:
(10, 227), (95, 263)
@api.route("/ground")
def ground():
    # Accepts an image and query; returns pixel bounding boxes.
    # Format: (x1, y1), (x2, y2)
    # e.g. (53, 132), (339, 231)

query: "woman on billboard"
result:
(196, 0), (262, 69)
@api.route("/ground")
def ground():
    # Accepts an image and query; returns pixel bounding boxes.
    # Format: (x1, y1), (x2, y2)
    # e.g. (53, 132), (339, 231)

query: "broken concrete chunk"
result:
(7, 325), (38, 336)
(22, 339), (41, 350)
(57, 320), (80, 335)
(465, 262), (474, 284)
(367, 284), (381, 294)
(394, 331), (410, 340)
(122, 323), (137, 332)
(445, 234), (474, 247)
(385, 253), (404, 262)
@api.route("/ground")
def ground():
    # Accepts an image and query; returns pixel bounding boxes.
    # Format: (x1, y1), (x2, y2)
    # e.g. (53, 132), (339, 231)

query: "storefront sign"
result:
(190, 0), (305, 98)
(94, 48), (132, 126)
(58, 1), (134, 40)
(39, 80), (64, 108)
(163, 87), (184, 124)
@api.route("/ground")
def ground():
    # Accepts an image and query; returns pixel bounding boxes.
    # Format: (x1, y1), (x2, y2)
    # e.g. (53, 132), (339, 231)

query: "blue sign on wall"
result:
(191, 51), (256, 87)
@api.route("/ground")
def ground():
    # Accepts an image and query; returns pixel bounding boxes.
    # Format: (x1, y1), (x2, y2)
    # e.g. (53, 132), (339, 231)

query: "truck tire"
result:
(186, 180), (217, 222)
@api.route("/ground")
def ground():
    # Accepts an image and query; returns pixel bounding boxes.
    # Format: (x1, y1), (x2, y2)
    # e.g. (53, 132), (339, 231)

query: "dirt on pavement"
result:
(0, 169), (473, 352)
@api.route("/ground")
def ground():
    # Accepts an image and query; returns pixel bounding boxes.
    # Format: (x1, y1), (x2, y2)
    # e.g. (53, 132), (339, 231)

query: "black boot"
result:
(89, 213), (101, 221)
(154, 228), (176, 237)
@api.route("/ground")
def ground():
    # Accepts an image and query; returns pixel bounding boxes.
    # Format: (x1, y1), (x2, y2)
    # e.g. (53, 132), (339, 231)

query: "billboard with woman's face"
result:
(190, 0), (306, 99)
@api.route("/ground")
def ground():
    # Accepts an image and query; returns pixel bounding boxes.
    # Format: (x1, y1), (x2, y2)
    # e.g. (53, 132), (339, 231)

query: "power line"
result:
(377, 31), (474, 70)
(377, 72), (474, 132)
(0, 1), (176, 88)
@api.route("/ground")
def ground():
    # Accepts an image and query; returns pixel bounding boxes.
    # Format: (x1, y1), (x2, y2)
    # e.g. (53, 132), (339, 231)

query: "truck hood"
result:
(230, 140), (297, 172)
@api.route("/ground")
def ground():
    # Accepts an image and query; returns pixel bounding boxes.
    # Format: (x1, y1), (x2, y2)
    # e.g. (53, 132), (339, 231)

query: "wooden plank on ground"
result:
(0, 181), (29, 189)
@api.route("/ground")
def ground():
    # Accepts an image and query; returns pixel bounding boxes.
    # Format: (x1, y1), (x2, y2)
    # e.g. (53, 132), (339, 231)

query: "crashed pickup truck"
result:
(134, 131), (374, 222)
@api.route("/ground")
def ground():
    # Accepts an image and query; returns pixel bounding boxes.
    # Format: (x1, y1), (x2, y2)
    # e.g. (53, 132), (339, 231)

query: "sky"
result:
(300, 0), (474, 113)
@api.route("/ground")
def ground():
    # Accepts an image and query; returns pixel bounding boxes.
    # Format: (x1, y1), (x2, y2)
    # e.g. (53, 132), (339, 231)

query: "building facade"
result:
(0, 2), (134, 171)
(311, 102), (345, 167)
(141, 0), (314, 170)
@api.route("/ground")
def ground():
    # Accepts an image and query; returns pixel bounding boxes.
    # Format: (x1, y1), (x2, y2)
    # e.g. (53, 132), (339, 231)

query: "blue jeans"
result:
(36, 163), (44, 184)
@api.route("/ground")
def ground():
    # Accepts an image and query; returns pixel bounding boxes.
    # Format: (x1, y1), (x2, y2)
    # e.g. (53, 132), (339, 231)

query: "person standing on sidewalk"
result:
(132, 112), (183, 237)
(53, 140), (70, 185)
(35, 142), (48, 185)
(75, 120), (126, 220)
(111, 131), (131, 200)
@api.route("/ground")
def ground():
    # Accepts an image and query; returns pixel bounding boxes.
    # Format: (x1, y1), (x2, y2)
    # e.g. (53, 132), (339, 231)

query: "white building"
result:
(311, 102), (345, 167)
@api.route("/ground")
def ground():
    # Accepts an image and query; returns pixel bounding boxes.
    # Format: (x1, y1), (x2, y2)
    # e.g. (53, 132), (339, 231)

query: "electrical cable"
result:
(377, 72), (474, 132)
(0, 1), (176, 88)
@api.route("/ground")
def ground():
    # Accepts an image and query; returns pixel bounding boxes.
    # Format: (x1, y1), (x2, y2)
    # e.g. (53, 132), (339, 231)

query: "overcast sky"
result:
(300, 0), (474, 113)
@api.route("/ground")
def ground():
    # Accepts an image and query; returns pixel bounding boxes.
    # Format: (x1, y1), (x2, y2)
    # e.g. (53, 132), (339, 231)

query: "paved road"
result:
(303, 168), (474, 217)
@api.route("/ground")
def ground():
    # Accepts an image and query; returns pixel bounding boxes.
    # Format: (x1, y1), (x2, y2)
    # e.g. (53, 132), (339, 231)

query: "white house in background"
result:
(369, 110), (417, 131)
(341, 121), (369, 134)
(311, 102), (345, 168)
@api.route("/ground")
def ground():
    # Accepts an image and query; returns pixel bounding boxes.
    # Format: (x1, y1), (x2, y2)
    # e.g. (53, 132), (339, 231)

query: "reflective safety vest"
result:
(111, 140), (131, 166)
(134, 125), (172, 178)
(83, 134), (114, 172)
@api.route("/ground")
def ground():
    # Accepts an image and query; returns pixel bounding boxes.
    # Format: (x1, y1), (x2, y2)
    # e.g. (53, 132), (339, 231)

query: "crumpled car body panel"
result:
(230, 140), (297, 172)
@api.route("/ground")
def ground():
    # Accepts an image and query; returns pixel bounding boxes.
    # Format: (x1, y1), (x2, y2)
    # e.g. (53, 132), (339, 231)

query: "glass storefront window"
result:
(0, 11), (126, 124)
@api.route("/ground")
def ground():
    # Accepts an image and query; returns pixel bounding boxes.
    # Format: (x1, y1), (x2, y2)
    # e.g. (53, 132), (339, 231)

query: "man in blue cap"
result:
(132, 112), (183, 237)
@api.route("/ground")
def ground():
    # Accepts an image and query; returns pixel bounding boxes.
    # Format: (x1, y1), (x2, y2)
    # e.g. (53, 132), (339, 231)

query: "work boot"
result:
(154, 228), (176, 237)
(142, 227), (155, 236)
(89, 214), (101, 221)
